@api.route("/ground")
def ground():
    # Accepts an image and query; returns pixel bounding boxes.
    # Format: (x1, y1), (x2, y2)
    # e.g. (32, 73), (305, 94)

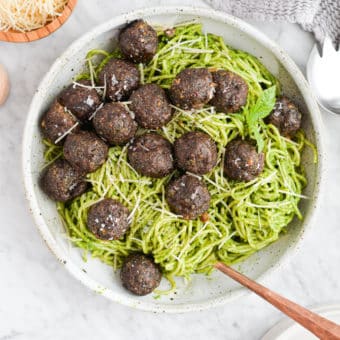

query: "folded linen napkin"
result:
(205, 0), (340, 50)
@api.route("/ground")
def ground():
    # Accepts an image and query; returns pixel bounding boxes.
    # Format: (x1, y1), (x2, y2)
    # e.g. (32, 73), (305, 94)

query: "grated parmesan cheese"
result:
(0, 0), (68, 33)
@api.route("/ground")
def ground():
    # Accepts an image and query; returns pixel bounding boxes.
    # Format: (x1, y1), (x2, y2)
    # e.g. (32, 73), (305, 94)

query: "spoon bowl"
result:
(307, 37), (340, 115)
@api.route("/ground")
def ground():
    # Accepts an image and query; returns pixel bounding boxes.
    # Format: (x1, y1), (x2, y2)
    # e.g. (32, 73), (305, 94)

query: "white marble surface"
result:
(1, 1), (340, 339)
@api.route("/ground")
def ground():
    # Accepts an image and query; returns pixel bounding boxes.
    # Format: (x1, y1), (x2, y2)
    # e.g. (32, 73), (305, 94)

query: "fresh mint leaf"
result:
(247, 86), (276, 153)
(251, 86), (277, 120)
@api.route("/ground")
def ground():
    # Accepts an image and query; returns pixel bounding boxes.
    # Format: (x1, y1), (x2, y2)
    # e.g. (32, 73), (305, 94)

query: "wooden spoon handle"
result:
(215, 262), (340, 339)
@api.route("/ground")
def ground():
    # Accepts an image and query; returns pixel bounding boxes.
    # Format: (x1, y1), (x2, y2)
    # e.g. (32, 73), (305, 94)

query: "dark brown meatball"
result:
(120, 253), (162, 296)
(63, 131), (108, 173)
(130, 83), (172, 129)
(170, 68), (215, 110)
(224, 139), (264, 182)
(40, 100), (79, 145)
(93, 102), (137, 145)
(210, 70), (248, 113)
(98, 59), (140, 101)
(58, 80), (102, 122)
(87, 198), (130, 241)
(265, 96), (302, 137)
(128, 133), (174, 178)
(40, 159), (87, 202)
(166, 174), (211, 220)
(119, 20), (158, 63)
(174, 131), (217, 175)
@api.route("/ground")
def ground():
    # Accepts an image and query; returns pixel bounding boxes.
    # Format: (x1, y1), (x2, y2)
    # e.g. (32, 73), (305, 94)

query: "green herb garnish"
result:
(246, 85), (276, 152)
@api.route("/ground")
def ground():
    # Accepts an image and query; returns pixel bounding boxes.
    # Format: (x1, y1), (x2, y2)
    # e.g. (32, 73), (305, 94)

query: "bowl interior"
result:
(23, 7), (322, 312)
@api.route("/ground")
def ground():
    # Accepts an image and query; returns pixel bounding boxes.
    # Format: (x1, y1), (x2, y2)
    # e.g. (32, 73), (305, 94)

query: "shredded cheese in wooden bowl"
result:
(0, 0), (68, 32)
(0, 0), (76, 42)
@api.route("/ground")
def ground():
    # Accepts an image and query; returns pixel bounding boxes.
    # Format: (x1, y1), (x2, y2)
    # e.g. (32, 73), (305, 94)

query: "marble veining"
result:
(0, 0), (339, 339)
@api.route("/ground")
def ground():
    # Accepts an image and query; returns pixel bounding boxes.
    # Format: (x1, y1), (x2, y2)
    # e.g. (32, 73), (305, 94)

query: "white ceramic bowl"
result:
(23, 7), (325, 313)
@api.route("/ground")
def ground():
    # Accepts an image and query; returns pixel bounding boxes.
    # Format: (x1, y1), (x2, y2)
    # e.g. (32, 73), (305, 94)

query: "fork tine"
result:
(316, 40), (324, 57)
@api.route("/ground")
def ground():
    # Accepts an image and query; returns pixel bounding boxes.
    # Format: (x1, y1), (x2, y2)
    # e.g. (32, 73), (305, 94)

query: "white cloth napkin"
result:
(205, 0), (340, 50)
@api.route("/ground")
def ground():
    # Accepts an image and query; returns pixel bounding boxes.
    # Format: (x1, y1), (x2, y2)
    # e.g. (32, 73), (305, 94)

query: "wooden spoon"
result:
(215, 262), (340, 339)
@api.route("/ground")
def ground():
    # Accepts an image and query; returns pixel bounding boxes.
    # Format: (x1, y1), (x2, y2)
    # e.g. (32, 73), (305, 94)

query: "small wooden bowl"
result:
(0, 0), (77, 43)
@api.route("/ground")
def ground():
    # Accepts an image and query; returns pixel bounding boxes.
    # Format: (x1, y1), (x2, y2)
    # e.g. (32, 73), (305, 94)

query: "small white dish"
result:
(22, 6), (325, 313)
(262, 305), (340, 339)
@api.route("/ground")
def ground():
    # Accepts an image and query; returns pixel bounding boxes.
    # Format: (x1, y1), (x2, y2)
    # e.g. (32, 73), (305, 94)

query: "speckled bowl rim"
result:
(22, 6), (325, 313)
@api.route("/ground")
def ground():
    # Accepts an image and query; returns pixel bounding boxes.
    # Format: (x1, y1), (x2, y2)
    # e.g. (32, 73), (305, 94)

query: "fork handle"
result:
(215, 262), (340, 339)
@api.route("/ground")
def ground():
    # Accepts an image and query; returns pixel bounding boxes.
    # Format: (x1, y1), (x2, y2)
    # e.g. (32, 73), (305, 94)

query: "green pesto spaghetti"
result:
(44, 23), (312, 288)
